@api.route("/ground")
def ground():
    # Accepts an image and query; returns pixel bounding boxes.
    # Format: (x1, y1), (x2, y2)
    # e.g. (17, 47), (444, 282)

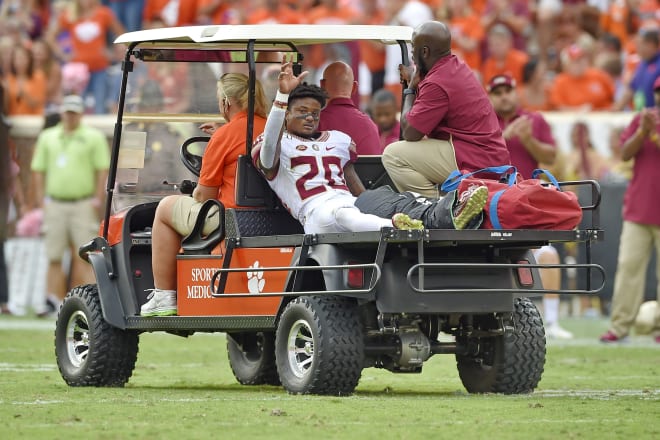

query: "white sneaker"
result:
(546, 323), (574, 339)
(140, 289), (177, 317)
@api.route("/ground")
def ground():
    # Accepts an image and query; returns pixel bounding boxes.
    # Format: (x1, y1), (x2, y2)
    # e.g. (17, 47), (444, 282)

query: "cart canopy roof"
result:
(114, 24), (413, 48)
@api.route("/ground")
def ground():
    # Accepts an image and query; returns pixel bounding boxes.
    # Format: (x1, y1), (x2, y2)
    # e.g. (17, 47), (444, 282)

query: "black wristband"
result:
(403, 88), (416, 96)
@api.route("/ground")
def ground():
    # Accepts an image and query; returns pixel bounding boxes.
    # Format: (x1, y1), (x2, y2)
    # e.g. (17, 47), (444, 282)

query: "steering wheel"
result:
(180, 136), (210, 177)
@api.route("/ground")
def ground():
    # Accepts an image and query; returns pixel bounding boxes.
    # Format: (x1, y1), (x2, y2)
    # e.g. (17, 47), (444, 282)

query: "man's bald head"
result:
(412, 21), (452, 75)
(321, 61), (356, 99)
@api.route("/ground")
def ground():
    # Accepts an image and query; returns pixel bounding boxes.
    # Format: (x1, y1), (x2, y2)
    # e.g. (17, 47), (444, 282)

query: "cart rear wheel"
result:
(456, 297), (546, 394)
(227, 332), (280, 386)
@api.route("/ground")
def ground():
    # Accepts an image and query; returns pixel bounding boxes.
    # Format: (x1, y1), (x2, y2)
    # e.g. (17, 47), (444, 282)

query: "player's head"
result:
(286, 83), (327, 137)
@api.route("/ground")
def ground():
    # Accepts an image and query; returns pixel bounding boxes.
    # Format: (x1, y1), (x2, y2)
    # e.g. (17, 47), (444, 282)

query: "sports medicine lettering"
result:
(191, 267), (221, 282)
(188, 267), (222, 299)
(187, 285), (213, 299)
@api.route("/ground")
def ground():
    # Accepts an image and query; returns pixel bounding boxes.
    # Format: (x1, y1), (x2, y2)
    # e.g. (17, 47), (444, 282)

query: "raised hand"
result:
(398, 63), (418, 89)
(278, 55), (308, 94)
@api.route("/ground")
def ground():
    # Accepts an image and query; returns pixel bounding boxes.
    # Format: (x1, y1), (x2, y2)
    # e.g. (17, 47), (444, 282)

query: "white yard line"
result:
(0, 363), (56, 372)
(0, 319), (55, 331)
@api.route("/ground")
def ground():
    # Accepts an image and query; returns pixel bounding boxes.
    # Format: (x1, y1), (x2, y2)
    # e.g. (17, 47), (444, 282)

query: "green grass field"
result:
(1, 316), (658, 440)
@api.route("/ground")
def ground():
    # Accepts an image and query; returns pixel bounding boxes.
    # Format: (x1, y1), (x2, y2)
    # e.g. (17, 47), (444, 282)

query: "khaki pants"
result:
(382, 138), (458, 198)
(610, 221), (660, 337)
(43, 199), (99, 262)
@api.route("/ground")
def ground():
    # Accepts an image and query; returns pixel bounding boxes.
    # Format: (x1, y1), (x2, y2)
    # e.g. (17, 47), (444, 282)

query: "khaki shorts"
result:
(382, 138), (458, 198)
(170, 197), (220, 237)
(43, 199), (99, 262)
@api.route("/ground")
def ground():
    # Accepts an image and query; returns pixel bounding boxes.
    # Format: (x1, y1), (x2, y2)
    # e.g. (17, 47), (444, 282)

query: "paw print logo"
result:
(247, 261), (265, 294)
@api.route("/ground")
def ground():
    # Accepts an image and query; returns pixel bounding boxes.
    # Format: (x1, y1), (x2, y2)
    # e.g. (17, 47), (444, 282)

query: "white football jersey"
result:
(253, 130), (357, 222)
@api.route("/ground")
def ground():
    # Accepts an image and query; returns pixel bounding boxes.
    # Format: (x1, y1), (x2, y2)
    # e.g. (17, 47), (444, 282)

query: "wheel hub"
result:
(287, 319), (314, 378)
(66, 310), (90, 368)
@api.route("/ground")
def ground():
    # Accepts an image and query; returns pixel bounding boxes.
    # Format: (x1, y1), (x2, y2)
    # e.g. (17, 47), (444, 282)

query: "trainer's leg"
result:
(609, 221), (652, 337)
(382, 139), (457, 198)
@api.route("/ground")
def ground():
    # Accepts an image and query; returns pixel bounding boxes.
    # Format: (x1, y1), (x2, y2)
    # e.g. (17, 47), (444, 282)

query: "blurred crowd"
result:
(0, 0), (658, 117)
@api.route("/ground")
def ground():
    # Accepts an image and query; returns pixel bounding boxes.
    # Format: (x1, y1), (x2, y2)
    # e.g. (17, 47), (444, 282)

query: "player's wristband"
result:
(403, 88), (416, 96)
(274, 91), (289, 109)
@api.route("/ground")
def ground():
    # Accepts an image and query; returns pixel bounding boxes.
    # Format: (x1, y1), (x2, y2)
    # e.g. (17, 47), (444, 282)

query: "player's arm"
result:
(259, 56), (308, 179)
(257, 106), (286, 179)
(344, 163), (366, 196)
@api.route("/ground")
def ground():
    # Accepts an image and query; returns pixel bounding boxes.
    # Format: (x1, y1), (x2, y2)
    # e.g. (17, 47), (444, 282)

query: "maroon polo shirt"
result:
(318, 97), (383, 154)
(407, 55), (510, 171)
(496, 108), (556, 179)
(620, 113), (660, 226)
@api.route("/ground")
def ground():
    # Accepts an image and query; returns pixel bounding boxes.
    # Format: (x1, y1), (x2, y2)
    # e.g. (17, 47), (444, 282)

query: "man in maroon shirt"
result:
(601, 77), (660, 344)
(382, 20), (510, 198)
(487, 73), (573, 339)
(487, 74), (556, 178)
(318, 61), (382, 155)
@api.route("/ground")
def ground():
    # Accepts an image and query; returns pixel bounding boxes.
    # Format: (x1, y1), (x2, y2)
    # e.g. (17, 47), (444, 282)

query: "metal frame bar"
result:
(209, 263), (382, 297)
(406, 262), (606, 294)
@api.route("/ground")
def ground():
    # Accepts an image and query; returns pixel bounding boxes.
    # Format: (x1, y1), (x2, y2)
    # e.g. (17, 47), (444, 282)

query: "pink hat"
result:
(486, 74), (516, 93)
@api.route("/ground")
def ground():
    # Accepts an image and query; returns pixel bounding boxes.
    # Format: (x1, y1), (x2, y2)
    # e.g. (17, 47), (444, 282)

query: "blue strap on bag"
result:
(441, 165), (517, 192)
(531, 168), (561, 188)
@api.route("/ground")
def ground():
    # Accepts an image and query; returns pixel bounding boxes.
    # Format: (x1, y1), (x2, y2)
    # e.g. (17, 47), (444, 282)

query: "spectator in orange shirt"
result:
(47, 0), (125, 114)
(549, 44), (616, 111)
(143, 0), (199, 27)
(245, 0), (302, 24)
(3, 44), (47, 116)
(440, 0), (484, 73)
(481, 23), (528, 87)
(599, 0), (641, 51)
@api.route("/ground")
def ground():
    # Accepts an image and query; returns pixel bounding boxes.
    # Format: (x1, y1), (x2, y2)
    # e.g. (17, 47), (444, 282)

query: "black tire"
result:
(275, 296), (364, 395)
(55, 284), (139, 387)
(226, 332), (280, 386)
(456, 297), (546, 394)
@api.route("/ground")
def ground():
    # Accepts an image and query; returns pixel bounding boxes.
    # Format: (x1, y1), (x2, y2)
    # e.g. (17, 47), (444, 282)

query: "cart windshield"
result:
(113, 48), (287, 212)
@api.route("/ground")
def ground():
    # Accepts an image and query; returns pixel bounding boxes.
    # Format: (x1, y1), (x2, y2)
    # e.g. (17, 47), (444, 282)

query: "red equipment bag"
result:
(441, 166), (582, 230)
